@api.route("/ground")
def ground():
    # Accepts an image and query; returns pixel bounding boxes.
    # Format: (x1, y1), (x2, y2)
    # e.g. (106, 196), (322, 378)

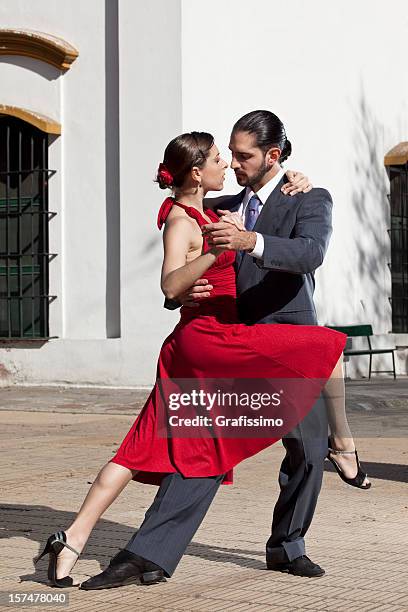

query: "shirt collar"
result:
(242, 166), (286, 207)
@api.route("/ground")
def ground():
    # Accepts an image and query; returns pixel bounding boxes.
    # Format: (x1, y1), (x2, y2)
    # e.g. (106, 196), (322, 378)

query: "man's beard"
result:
(236, 159), (269, 188)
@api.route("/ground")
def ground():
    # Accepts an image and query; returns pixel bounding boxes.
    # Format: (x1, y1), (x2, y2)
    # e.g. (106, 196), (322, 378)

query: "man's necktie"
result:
(236, 195), (261, 268)
(244, 194), (261, 231)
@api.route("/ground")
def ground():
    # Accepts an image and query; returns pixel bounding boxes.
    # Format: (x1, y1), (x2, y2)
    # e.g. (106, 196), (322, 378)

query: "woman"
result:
(34, 131), (365, 588)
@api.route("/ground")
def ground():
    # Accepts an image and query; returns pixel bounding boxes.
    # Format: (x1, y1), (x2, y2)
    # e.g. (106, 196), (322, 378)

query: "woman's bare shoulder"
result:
(163, 207), (197, 238)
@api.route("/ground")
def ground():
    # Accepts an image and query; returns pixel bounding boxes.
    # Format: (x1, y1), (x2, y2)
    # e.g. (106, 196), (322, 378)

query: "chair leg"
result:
(392, 351), (396, 380)
(369, 353), (372, 379)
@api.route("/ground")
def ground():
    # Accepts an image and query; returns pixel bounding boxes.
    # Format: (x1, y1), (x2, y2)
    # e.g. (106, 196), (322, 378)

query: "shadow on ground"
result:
(0, 503), (266, 587)
(324, 460), (408, 483)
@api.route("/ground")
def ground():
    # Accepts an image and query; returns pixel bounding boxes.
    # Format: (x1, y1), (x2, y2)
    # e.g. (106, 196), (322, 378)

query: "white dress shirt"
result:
(238, 167), (286, 259)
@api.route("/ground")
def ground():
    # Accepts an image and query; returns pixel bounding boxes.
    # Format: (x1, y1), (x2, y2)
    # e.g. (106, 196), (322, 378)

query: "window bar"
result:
(401, 169), (404, 328)
(396, 167), (400, 330)
(404, 164), (408, 329)
(391, 168), (397, 330)
(6, 124), (11, 337)
(18, 124), (23, 336)
(42, 134), (47, 337)
(399, 167), (403, 330)
(31, 132), (35, 337)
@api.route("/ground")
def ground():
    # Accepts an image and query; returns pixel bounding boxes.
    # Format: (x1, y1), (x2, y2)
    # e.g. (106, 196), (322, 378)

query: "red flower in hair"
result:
(158, 163), (174, 187)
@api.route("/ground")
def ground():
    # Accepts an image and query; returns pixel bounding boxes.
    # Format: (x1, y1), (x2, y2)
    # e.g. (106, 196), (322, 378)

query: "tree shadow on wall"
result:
(324, 90), (396, 377)
(350, 90), (390, 330)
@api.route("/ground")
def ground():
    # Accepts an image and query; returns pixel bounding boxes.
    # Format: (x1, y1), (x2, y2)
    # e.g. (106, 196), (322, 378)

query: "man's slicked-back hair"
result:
(232, 110), (292, 163)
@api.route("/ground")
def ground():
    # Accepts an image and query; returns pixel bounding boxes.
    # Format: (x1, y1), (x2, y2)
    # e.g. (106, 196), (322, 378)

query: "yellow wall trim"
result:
(0, 28), (78, 71)
(384, 142), (408, 167)
(0, 105), (61, 134)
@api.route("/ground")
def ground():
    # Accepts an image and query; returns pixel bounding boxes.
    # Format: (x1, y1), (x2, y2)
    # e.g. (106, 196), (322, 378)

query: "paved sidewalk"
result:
(0, 381), (407, 611)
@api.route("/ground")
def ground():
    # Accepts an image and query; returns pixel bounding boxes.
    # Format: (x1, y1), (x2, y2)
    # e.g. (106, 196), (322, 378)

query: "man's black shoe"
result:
(266, 555), (325, 578)
(79, 550), (166, 590)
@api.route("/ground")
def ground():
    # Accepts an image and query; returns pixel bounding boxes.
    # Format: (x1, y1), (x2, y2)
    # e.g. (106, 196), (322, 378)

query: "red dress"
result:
(111, 198), (347, 485)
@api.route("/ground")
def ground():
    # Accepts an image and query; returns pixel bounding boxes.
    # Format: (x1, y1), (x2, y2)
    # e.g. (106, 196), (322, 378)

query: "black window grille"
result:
(388, 163), (408, 332)
(0, 116), (56, 339)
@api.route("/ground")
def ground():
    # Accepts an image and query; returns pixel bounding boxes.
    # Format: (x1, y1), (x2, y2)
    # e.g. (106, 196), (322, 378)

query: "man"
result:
(80, 110), (330, 590)
(199, 110), (332, 578)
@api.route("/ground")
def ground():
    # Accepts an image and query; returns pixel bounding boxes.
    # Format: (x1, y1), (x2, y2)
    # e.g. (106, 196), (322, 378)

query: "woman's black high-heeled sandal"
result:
(34, 531), (80, 588)
(327, 440), (371, 490)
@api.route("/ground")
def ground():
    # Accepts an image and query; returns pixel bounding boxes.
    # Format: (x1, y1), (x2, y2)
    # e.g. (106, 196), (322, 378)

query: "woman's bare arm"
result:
(160, 216), (222, 300)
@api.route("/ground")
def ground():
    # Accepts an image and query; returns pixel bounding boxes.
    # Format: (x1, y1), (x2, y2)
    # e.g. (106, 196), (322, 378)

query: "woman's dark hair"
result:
(156, 131), (214, 189)
(232, 110), (292, 163)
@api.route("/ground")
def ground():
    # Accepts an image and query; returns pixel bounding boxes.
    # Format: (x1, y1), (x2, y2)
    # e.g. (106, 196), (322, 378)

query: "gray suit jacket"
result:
(165, 177), (333, 325)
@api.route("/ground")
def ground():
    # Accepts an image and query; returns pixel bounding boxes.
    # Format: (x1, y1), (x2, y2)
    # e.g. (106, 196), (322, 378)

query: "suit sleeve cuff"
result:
(249, 232), (264, 259)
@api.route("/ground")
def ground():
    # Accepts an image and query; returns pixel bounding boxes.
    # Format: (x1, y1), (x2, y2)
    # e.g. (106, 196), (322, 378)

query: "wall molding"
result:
(0, 104), (61, 134)
(0, 28), (78, 71)
(384, 142), (408, 166)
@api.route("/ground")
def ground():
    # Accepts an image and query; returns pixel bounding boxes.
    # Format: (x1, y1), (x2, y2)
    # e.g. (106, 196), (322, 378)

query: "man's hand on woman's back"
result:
(178, 278), (213, 308)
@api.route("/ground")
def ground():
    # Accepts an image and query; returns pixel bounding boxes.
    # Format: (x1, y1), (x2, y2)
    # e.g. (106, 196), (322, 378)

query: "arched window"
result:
(0, 116), (56, 338)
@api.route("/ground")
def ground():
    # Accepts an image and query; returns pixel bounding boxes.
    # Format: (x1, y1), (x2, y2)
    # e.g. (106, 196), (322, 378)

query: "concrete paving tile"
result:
(1, 384), (407, 611)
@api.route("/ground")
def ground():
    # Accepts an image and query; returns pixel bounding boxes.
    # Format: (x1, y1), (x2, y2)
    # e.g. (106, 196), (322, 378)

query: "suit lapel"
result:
(229, 189), (246, 274)
(225, 189), (245, 213)
(253, 177), (287, 233)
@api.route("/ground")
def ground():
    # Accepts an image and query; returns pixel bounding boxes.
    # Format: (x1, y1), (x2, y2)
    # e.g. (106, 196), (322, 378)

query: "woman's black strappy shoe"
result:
(327, 439), (371, 490)
(34, 531), (80, 588)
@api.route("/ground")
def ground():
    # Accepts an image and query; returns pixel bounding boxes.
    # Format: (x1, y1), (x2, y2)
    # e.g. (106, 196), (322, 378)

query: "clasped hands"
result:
(202, 210), (255, 253)
(178, 170), (312, 306)
(201, 169), (312, 254)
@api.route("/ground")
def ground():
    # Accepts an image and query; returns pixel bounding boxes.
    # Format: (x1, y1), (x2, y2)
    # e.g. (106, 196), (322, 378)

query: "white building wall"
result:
(0, 0), (407, 385)
(118, 0), (182, 349)
(0, 0), (109, 339)
(0, 0), (182, 386)
(181, 0), (408, 333)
